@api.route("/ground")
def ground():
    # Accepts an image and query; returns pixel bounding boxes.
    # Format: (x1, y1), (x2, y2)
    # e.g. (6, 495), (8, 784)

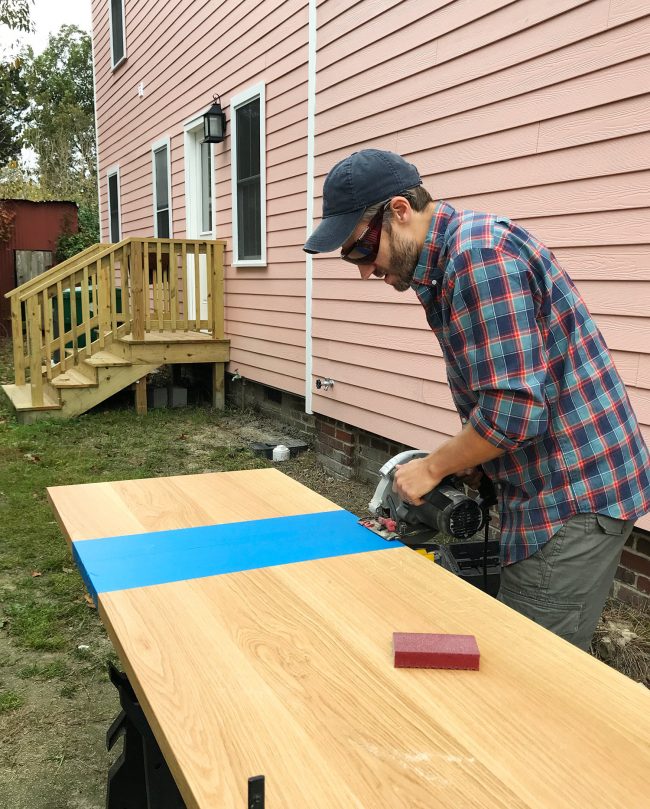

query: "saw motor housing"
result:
(410, 481), (485, 539)
(368, 450), (486, 541)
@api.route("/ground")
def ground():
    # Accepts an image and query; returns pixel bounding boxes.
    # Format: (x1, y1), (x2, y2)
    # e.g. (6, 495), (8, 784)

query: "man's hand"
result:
(392, 423), (504, 506)
(393, 458), (442, 505)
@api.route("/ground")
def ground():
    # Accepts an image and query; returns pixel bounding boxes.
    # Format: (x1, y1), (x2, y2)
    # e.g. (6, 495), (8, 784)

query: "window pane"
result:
(249, 100), (260, 176)
(157, 209), (170, 239)
(153, 145), (171, 236)
(237, 179), (261, 260)
(108, 173), (119, 242)
(154, 147), (168, 209)
(235, 96), (261, 260)
(201, 141), (212, 234)
(111, 0), (124, 64)
(236, 98), (259, 181)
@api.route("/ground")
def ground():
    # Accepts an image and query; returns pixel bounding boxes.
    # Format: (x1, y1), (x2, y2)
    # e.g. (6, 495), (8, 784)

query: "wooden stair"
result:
(3, 236), (229, 423)
(51, 367), (99, 389)
(2, 331), (229, 424)
(2, 383), (62, 415)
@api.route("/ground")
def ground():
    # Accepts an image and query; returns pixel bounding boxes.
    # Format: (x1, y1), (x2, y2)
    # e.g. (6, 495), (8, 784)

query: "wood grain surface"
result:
(49, 470), (650, 808)
(47, 468), (340, 542)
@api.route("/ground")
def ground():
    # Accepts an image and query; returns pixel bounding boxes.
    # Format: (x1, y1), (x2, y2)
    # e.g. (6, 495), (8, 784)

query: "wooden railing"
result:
(5, 237), (226, 406)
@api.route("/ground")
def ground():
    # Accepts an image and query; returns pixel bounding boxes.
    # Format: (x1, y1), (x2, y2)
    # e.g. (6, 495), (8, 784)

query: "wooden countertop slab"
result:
(48, 469), (650, 809)
(100, 545), (650, 809)
(47, 468), (340, 542)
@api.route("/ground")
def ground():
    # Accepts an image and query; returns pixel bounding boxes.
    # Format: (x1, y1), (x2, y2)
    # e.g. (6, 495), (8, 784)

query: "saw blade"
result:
(358, 517), (437, 546)
(358, 517), (401, 541)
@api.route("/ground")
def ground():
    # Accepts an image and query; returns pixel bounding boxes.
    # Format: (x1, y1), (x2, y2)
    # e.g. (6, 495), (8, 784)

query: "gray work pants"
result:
(497, 512), (634, 651)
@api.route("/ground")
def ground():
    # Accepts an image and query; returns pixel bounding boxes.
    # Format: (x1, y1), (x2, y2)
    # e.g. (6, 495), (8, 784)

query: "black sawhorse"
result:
(105, 664), (265, 808)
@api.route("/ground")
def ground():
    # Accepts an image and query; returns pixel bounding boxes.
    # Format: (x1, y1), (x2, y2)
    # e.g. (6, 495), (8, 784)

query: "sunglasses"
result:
(340, 201), (390, 265)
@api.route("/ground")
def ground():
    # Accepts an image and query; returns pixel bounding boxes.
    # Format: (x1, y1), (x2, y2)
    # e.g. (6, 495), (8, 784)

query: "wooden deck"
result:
(3, 238), (230, 422)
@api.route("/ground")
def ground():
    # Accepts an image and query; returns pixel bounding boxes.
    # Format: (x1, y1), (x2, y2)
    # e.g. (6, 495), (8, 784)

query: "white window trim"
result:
(230, 82), (266, 267)
(151, 136), (173, 238)
(109, 0), (127, 70)
(106, 165), (121, 242)
(183, 112), (215, 239)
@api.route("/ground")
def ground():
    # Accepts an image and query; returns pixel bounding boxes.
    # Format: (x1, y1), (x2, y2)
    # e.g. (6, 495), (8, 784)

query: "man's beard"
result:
(387, 229), (420, 291)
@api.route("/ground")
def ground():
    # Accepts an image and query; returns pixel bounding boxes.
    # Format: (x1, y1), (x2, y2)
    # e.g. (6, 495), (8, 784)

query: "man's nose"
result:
(358, 263), (376, 280)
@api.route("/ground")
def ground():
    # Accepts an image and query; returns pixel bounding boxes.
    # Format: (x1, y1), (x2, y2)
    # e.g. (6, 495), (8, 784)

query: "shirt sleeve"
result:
(447, 247), (549, 451)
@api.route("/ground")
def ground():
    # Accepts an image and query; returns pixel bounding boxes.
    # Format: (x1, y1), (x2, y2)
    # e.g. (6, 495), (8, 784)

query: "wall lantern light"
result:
(202, 94), (227, 144)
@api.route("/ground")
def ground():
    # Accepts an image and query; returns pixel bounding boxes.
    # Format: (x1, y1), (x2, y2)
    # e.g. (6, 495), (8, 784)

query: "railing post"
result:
(97, 257), (113, 349)
(120, 244), (131, 332)
(27, 295), (44, 406)
(56, 281), (65, 369)
(130, 240), (145, 341)
(82, 266), (92, 351)
(193, 245), (201, 331)
(169, 241), (177, 332)
(11, 296), (26, 385)
(212, 241), (225, 340)
(205, 242), (213, 334)
(42, 290), (53, 380)
(180, 243), (189, 332)
(156, 241), (163, 332)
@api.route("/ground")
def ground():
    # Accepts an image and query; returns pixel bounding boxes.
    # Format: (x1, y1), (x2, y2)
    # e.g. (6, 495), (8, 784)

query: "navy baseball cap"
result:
(304, 149), (422, 254)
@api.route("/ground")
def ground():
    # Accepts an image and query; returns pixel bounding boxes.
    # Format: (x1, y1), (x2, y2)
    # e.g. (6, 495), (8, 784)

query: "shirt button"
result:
(461, 417), (468, 424)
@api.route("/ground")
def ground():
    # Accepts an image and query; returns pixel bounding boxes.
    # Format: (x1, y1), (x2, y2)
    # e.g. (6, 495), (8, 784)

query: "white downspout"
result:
(305, 0), (317, 415)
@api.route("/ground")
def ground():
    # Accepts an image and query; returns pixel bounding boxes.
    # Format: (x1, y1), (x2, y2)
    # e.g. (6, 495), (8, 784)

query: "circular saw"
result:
(363, 450), (486, 543)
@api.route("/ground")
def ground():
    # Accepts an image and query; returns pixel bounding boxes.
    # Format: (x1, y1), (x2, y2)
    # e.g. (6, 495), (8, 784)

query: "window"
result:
(231, 83), (266, 265)
(109, 0), (126, 68)
(107, 167), (121, 242)
(151, 138), (172, 238)
(201, 141), (213, 234)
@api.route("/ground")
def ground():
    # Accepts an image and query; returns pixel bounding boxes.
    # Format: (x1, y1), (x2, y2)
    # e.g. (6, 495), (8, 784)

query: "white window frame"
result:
(183, 112), (216, 322)
(230, 82), (266, 267)
(151, 136), (173, 238)
(198, 138), (214, 237)
(109, 0), (127, 70)
(183, 111), (216, 239)
(106, 165), (121, 243)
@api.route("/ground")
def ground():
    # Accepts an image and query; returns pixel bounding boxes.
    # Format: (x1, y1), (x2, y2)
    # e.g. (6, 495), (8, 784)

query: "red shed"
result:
(0, 199), (78, 336)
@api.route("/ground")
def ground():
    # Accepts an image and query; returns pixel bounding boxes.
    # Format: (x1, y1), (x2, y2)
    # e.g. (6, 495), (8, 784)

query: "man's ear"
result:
(389, 196), (412, 224)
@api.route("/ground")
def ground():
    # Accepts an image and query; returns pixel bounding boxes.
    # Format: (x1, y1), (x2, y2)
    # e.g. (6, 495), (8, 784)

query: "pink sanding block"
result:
(393, 632), (480, 670)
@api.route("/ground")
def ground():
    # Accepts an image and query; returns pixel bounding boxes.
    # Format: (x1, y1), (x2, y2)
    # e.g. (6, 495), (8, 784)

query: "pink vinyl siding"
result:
(309, 0), (650, 528)
(93, 0), (310, 395)
(93, 0), (650, 528)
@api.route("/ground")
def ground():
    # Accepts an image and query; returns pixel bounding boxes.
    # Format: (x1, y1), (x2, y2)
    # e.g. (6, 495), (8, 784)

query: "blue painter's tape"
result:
(72, 509), (396, 601)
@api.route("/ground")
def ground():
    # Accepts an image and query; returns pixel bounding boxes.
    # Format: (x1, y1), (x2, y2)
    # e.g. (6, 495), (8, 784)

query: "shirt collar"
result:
(411, 200), (456, 288)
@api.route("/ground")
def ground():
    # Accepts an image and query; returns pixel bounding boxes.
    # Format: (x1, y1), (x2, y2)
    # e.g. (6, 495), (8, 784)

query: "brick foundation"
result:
(613, 533), (650, 606)
(227, 375), (650, 604)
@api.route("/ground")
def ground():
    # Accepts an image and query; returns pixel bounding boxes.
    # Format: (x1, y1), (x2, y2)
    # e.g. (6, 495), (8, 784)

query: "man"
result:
(304, 148), (650, 650)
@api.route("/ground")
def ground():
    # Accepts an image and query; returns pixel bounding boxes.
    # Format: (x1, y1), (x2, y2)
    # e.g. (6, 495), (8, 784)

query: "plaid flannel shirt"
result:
(412, 201), (650, 565)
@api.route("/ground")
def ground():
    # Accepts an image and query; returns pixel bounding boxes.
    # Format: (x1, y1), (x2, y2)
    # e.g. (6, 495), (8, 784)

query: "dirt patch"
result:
(178, 411), (377, 516)
(0, 616), (115, 809)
